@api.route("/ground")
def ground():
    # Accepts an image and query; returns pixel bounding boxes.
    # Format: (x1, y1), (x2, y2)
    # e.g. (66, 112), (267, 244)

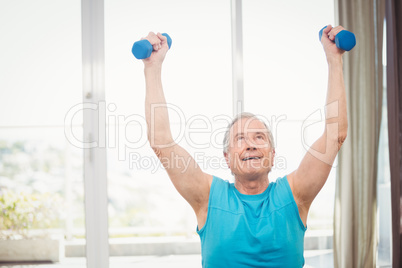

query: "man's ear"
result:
(224, 152), (230, 168)
(271, 149), (275, 166)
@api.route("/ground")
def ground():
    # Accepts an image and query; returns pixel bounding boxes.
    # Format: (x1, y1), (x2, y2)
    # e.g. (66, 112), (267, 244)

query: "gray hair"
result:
(222, 112), (275, 153)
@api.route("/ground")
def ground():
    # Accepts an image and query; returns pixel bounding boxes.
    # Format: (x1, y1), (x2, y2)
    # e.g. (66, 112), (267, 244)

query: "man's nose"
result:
(245, 137), (257, 150)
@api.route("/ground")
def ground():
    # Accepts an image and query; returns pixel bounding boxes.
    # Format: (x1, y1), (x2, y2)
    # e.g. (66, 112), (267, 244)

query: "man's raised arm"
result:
(287, 25), (348, 224)
(141, 32), (212, 227)
(143, 33), (173, 148)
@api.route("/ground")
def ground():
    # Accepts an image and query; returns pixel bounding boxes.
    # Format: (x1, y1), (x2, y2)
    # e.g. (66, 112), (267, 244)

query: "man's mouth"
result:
(242, 157), (261, 161)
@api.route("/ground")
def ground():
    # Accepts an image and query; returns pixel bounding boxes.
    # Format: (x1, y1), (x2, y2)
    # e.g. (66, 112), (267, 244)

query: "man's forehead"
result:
(230, 118), (268, 134)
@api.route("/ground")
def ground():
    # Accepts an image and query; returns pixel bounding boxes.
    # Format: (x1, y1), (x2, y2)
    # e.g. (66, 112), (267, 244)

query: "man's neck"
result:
(234, 174), (269, 195)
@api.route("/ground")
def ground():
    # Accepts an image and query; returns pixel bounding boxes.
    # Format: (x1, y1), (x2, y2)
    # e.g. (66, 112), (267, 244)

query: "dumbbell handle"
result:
(319, 26), (356, 51)
(132, 33), (172, 59)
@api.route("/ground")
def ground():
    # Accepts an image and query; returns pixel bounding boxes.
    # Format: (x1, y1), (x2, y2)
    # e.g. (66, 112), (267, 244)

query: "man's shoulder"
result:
(211, 175), (232, 188)
(268, 175), (295, 204)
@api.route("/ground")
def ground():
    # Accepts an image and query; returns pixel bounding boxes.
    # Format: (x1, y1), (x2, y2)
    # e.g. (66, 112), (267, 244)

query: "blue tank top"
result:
(197, 175), (306, 267)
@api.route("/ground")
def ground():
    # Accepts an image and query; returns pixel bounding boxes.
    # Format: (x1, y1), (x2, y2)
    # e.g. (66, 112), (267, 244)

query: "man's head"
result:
(223, 113), (275, 179)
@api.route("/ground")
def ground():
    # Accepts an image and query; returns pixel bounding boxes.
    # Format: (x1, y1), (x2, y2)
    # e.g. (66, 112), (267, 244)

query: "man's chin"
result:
(241, 162), (265, 171)
(238, 167), (268, 177)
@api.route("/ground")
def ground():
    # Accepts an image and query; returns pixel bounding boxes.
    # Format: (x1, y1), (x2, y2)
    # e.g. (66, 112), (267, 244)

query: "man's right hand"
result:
(141, 32), (169, 68)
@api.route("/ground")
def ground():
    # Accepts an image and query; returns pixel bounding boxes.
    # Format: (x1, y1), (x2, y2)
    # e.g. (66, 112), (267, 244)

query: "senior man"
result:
(141, 25), (347, 267)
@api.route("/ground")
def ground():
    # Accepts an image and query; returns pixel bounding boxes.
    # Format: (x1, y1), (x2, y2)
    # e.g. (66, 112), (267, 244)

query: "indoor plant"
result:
(0, 189), (64, 262)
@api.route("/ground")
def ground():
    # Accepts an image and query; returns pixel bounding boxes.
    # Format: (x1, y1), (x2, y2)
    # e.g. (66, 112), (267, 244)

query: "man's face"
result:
(224, 118), (275, 179)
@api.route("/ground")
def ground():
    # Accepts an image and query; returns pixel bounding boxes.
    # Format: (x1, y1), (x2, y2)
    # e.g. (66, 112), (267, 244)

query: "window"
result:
(243, 0), (336, 232)
(0, 0), (85, 243)
(104, 0), (232, 237)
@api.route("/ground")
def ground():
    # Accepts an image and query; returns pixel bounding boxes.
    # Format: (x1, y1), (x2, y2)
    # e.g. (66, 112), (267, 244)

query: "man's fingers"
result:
(322, 25), (346, 42)
(157, 32), (167, 40)
(323, 24), (333, 35)
(157, 32), (168, 48)
(321, 25), (333, 43)
(146, 31), (162, 48)
(141, 31), (168, 53)
(328, 26), (345, 41)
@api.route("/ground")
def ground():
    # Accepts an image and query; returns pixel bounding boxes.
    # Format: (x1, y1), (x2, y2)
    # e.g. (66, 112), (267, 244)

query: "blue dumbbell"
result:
(132, 33), (172, 59)
(319, 26), (356, 51)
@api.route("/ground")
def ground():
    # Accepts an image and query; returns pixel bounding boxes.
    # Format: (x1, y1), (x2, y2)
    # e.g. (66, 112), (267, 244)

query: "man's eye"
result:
(237, 136), (244, 140)
(257, 135), (264, 139)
